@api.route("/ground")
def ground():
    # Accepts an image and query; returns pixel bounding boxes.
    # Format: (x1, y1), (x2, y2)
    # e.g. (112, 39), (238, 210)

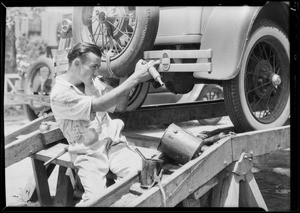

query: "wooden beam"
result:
(82, 172), (140, 207)
(31, 158), (52, 206)
(33, 143), (73, 169)
(127, 136), (233, 207)
(231, 125), (290, 161)
(5, 130), (43, 168)
(192, 174), (219, 200)
(110, 100), (227, 129)
(124, 125), (290, 207)
(5, 114), (55, 145)
(53, 166), (74, 206)
(5, 127), (65, 168)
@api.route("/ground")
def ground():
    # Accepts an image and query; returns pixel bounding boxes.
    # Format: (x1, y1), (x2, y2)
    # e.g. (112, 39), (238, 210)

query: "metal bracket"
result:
(232, 152), (254, 181)
(143, 49), (212, 73)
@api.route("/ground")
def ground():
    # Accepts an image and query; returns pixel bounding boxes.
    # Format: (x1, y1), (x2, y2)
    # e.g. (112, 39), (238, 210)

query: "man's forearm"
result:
(91, 77), (139, 112)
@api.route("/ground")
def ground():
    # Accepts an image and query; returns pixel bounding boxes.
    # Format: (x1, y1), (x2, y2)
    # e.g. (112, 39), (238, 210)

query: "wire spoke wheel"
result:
(81, 7), (136, 63)
(223, 20), (290, 131)
(198, 84), (223, 125)
(73, 6), (159, 110)
(245, 39), (287, 123)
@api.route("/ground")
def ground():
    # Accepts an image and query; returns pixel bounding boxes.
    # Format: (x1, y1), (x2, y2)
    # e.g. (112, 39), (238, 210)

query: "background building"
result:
(14, 7), (72, 47)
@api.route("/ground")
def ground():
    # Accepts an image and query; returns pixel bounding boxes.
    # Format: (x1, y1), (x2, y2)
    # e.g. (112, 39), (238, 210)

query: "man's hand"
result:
(131, 59), (160, 83)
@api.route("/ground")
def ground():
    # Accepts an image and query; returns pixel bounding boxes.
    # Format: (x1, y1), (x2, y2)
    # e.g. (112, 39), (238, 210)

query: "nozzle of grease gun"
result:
(148, 66), (165, 87)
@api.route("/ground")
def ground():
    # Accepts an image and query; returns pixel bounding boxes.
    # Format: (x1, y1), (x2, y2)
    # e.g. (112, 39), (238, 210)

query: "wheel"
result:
(197, 84), (223, 125)
(24, 57), (54, 121)
(72, 6), (159, 111)
(127, 82), (150, 111)
(72, 6), (159, 77)
(223, 20), (290, 132)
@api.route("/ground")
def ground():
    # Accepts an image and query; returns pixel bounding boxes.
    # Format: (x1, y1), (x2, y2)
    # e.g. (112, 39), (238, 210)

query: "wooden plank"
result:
(53, 166), (74, 206)
(111, 100), (226, 129)
(231, 125), (290, 161)
(82, 172), (140, 207)
(5, 127), (65, 168)
(5, 114), (55, 145)
(192, 174), (219, 200)
(5, 93), (51, 105)
(6, 77), (17, 93)
(123, 126), (290, 207)
(127, 136), (233, 207)
(33, 143), (74, 169)
(5, 130), (43, 168)
(31, 158), (52, 206)
(41, 127), (65, 145)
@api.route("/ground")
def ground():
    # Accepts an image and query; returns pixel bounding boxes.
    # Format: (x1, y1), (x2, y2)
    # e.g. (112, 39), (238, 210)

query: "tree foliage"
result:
(5, 7), (46, 74)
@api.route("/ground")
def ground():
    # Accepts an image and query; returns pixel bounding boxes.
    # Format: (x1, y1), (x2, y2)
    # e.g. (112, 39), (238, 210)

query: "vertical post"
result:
(182, 195), (201, 207)
(31, 158), (52, 206)
(53, 166), (74, 206)
(211, 172), (240, 207)
(239, 172), (268, 211)
(21, 163), (56, 202)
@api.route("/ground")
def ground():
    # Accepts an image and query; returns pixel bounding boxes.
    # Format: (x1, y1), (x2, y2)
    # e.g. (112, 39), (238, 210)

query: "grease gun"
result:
(142, 61), (165, 87)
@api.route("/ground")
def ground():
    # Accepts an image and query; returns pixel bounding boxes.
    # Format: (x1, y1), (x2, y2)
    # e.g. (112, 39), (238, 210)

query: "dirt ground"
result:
(4, 106), (290, 210)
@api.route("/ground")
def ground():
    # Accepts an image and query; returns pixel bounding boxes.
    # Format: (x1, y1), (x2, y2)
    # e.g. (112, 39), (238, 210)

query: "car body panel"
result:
(194, 6), (260, 80)
(153, 6), (262, 80)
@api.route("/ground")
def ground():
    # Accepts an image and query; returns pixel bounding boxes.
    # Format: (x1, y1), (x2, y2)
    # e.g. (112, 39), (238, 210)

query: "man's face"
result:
(77, 52), (101, 85)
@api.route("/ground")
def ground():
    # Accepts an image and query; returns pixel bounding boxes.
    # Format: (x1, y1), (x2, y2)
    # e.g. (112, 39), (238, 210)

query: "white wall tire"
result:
(223, 20), (290, 131)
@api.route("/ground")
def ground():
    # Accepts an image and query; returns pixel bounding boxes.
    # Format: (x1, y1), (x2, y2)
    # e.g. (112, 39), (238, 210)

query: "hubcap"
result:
(271, 73), (281, 87)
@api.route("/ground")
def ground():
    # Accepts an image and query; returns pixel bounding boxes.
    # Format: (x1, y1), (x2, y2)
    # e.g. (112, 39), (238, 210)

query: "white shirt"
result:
(50, 75), (126, 155)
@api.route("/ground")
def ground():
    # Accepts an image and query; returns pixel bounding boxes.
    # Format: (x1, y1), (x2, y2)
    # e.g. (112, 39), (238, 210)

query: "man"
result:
(50, 42), (159, 206)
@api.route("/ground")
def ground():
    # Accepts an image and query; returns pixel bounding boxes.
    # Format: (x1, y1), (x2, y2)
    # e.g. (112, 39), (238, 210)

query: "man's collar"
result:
(55, 75), (85, 94)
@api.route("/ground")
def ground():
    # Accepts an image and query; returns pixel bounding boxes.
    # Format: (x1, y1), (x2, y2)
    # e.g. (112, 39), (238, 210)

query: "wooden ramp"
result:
(5, 114), (290, 208)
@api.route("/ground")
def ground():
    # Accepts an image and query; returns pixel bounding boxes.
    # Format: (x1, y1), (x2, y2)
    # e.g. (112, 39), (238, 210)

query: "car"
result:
(24, 3), (290, 132)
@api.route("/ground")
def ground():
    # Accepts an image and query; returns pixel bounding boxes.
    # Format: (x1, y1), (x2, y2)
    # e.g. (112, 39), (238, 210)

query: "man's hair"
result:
(67, 42), (102, 65)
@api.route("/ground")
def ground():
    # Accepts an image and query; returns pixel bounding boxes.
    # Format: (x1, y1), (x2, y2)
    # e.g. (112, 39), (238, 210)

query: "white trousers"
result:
(73, 142), (142, 207)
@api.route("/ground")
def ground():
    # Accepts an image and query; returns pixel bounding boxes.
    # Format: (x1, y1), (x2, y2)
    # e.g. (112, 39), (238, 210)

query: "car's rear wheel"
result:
(197, 84), (223, 125)
(72, 6), (159, 110)
(223, 20), (290, 132)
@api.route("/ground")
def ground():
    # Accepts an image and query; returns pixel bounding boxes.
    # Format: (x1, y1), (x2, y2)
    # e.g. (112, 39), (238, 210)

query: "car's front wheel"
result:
(223, 20), (290, 132)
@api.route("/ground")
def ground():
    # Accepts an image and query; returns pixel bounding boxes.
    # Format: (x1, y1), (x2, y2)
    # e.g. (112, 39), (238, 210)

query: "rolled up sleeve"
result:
(51, 90), (93, 121)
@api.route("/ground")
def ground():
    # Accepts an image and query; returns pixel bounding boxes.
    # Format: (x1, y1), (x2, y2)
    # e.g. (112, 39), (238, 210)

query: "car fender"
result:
(194, 6), (261, 80)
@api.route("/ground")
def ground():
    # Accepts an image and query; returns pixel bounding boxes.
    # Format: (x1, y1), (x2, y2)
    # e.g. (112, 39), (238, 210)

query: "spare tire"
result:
(72, 6), (160, 78)
(23, 57), (54, 121)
